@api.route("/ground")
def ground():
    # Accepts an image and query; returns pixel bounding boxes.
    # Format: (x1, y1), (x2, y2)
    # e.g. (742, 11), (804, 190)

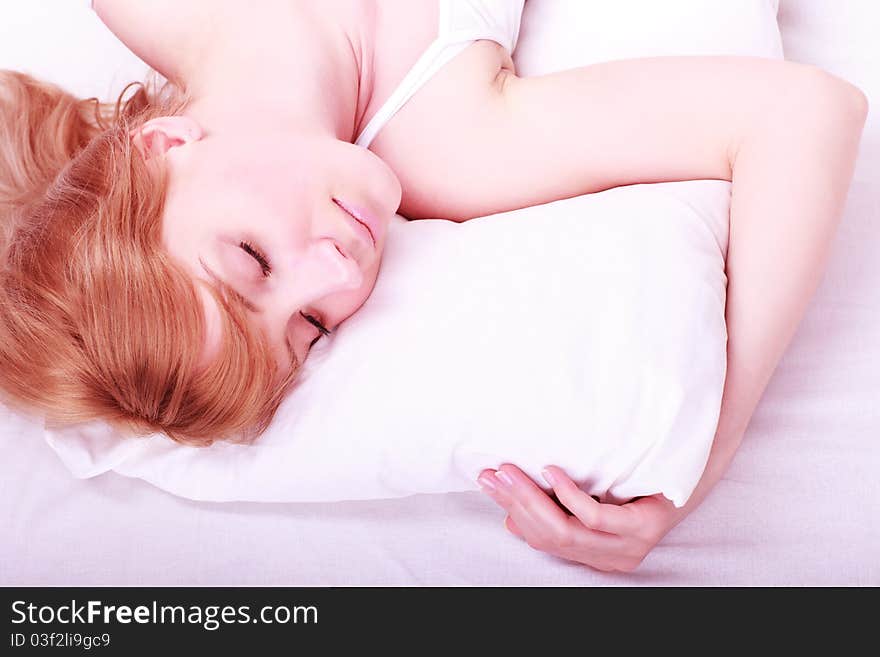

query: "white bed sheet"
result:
(1, 0), (878, 585)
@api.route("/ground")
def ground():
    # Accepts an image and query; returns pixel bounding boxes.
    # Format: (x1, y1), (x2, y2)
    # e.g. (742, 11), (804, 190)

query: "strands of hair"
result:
(0, 70), (298, 446)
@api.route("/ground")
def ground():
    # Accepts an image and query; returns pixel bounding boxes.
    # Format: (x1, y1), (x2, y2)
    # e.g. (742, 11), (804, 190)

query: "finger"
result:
(505, 515), (523, 537)
(503, 499), (572, 554)
(542, 466), (640, 535)
(482, 469), (632, 567)
(495, 464), (573, 535)
(477, 468), (535, 535)
(480, 466), (572, 548)
(506, 498), (627, 565)
(479, 480), (554, 551)
(477, 468), (497, 481)
(477, 470), (514, 510)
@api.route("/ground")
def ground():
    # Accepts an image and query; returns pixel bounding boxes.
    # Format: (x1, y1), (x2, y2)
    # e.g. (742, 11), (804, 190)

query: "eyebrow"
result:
(198, 256), (295, 365)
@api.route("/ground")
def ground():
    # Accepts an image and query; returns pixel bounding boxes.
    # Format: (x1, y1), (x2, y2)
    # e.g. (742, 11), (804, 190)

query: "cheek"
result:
(194, 286), (224, 371)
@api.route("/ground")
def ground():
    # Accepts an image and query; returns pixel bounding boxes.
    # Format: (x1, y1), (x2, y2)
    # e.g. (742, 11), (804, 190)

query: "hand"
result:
(477, 464), (684, 573)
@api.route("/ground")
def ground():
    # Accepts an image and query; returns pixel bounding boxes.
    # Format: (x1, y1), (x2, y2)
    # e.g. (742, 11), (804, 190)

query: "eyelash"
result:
(239, 240), (271, 277)
(303, 313), (332, 338)
(238, 240), (332, 343)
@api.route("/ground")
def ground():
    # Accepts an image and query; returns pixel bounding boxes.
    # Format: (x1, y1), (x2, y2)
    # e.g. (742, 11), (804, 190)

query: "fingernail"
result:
(477, 474), (497, 493)
(541, 469), (557, 487)
(495, 470), (514, 488)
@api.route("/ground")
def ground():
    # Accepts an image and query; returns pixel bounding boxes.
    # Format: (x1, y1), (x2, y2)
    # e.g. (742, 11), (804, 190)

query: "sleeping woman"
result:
(0, 0), (867, 572)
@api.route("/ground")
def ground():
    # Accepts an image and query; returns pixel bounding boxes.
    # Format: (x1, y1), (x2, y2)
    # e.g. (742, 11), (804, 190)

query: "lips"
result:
(333, 198), (377, 246)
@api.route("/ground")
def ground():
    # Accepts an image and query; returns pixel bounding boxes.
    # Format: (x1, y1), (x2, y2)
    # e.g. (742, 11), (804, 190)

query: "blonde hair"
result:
(0, 70), (299, 446)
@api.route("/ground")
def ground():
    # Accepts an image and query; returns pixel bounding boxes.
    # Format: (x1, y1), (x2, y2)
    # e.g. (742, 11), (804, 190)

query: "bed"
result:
(1, 0), (877, 585)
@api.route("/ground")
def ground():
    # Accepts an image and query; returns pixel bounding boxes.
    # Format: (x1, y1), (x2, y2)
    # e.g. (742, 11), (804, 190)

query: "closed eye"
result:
(234, 241), (330, 349)
(239, 240), (271, 277)
(301, 312), (331, 348)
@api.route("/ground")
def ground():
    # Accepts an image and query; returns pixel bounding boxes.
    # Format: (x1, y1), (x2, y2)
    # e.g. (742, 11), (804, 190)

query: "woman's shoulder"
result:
(367, 39), (513, 219)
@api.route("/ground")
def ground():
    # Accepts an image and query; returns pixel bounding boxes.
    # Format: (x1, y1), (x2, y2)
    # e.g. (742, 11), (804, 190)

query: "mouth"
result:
(333, 198), (376, 247)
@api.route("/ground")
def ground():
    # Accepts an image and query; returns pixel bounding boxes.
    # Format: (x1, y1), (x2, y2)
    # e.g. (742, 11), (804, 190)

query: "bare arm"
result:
(458, 57), (867, 569)
(92, 0), (222, 84)
(389, 56), (864, 219)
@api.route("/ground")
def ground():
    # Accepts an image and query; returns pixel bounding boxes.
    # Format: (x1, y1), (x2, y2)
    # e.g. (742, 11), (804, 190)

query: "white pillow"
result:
(48, 181), (730, 507)
(515, 0), (782, 75)
(43, 1), (782, 508)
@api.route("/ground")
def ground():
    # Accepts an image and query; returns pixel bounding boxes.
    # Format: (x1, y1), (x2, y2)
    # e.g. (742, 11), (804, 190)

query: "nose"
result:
(280, 239), (364, 309)
(314, 238), (363, 288)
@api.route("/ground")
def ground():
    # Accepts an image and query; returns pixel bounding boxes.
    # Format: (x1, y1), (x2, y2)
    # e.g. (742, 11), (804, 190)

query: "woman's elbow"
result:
(843, 80), (869, 126)
(793, 64), (869, 130)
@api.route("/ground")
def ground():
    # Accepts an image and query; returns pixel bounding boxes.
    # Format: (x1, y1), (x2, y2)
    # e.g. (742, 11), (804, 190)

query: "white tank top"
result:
(354, 0), (525, 148)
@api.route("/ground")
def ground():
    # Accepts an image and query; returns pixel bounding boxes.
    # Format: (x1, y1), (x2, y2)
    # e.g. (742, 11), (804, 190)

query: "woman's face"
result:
(156, 120), (403, 372)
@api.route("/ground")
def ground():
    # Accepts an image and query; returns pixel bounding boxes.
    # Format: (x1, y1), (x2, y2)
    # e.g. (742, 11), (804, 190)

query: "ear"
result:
(130, 116), (203, 159)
